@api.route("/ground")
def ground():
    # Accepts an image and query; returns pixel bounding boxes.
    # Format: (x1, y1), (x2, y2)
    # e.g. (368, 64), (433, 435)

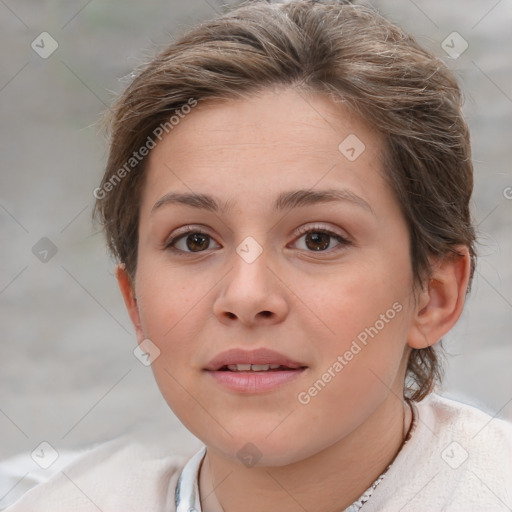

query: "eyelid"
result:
(293, 222), (350, 241)
(166, 224), (209, 239)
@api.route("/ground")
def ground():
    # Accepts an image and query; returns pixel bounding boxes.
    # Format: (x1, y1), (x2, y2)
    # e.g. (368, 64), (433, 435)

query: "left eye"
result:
(292, 229), (350, 252)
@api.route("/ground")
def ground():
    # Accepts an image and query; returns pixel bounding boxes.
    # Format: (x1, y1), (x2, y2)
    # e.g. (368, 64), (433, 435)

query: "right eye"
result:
(165, 227), (221, 254)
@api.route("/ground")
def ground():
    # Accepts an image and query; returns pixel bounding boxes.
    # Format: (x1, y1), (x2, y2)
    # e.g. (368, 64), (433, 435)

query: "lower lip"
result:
(205, 369), (306, 393)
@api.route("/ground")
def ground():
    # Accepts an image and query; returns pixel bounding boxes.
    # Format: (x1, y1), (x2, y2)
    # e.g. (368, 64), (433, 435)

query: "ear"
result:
(408, 246), (471, 350)
(116, 263), (145, 343)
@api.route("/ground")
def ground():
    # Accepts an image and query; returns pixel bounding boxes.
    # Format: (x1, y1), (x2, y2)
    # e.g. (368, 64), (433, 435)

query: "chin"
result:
(199, 423), (333, 468)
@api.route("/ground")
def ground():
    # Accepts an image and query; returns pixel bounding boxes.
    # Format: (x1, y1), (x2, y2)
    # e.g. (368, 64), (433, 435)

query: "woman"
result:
(5, 1), (512, 510)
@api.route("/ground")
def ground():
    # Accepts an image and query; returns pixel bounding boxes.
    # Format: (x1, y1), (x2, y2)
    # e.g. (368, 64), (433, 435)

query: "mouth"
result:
(204, 348), (308, 393)
(218, 363), (305, 372)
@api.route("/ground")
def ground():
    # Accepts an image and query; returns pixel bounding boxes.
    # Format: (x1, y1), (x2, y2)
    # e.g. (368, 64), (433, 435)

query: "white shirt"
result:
(2, 393), (512, 511)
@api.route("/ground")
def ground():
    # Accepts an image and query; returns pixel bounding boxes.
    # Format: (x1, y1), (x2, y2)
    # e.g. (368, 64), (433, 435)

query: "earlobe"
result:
(115, 264), (145, 342)
(408, 246), (471, 350)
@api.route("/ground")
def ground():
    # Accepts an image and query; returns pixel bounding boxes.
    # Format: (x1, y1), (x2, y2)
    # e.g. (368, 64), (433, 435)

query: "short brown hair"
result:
(94, 0), (476, 402)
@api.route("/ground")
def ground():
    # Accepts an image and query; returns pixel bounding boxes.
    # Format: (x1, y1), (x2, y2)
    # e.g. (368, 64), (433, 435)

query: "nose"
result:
(212, 243), (289, 327)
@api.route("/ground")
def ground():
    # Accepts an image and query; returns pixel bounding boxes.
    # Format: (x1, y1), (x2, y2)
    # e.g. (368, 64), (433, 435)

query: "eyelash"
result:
(164, 224), (352, 256)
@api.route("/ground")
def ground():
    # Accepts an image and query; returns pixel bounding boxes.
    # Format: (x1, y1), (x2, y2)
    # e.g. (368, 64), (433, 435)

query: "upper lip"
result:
(204, 348), (307, 371)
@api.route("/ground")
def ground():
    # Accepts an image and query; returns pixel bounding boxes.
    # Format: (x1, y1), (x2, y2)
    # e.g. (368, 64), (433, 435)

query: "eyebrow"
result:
(151, 188), (375, 216)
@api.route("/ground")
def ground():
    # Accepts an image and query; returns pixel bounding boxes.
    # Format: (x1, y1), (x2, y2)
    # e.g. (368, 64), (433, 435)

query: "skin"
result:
(117, 87), (471, 512)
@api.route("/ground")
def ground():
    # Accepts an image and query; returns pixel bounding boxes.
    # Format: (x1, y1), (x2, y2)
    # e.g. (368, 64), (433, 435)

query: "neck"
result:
(199, 393), (412, 512)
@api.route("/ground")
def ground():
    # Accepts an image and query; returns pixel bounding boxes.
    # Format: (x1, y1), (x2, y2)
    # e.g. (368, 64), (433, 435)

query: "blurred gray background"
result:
(1, 0), (511, 465)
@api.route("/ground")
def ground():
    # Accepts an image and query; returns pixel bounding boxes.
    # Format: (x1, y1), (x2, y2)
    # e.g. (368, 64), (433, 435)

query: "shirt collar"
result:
(175, 446), (207, 512)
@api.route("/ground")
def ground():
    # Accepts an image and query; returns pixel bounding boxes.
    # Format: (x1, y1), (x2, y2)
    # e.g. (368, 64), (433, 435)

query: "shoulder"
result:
(420, 393), (512, 455)
(363, 393), (512, 512)
(2, 436), (193, 512)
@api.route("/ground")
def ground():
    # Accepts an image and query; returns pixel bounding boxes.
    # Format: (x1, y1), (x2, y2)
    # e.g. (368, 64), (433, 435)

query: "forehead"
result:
(141, 87), (389, 213)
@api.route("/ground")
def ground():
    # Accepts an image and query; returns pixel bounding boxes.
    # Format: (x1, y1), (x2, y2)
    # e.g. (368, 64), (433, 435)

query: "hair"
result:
(94, 0), (476, 402)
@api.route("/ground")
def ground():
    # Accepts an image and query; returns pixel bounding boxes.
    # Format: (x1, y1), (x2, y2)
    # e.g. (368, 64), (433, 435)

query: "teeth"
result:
(251, 364), (270, 371)
(226, 364), (278, 372)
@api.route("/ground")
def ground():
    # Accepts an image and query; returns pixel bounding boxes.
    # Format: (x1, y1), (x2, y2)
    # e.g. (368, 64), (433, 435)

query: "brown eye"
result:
(165, 229), (221, 254)
(305, 232), (330, 251)
(292, 226), (351, 253)
(184, 233), (211, 252)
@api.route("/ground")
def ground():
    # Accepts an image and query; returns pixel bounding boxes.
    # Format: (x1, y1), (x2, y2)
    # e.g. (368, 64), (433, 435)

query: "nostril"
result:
(223, 311), (272, 320)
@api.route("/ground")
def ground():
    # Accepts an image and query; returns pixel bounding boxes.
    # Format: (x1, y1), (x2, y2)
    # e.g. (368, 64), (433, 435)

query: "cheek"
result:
(135, 259), (205, 339)
(134, 266), (211, 426)
(297, 257), (409, 348)
(294, 253), (412, 401)
(133, 263), (214, 401)
(290, 272), (411, 447)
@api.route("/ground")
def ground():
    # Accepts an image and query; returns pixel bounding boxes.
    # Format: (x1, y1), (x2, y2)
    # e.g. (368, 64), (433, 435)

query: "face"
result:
(121, 87), (419, 466)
